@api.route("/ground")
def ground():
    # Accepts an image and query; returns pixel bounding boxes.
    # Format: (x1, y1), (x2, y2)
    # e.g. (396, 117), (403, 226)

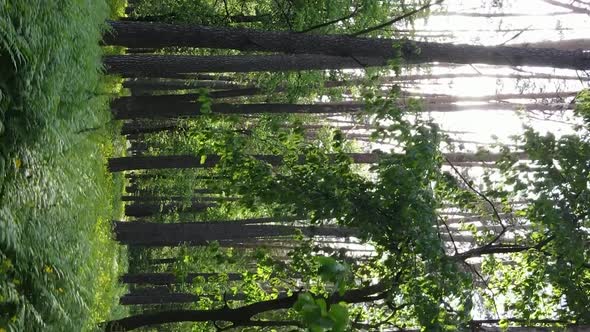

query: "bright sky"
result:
(320, 0), (589, 321)
(400, 0), (590, 149)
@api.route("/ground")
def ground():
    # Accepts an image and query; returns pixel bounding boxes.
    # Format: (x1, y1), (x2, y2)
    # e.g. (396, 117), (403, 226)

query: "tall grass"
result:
(0, 0), (128, 330)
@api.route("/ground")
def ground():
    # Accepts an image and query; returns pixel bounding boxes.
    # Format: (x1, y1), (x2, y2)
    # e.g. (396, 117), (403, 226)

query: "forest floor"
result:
(0, 0), (129, 330)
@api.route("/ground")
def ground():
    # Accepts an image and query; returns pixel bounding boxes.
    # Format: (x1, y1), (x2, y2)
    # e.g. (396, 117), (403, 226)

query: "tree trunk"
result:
(113, 221), (357, 246)
(147, 258), (179, 265)
(124, 173), (219, 183)
(120, 292), (249, 305)
(112, 100), (365, 120)
(124, 202), (216, 217)
(121, 195), (233, 203)
(103, 282), (387, 331)
(542, 0), (590, 14)
(120, 272), (243, 285)
(104, 54), (387, 77)
(353, 72), (590, 82)
(510, 39), (590, 51)
(121, 120), (179, 135)
(113, 94), (576, 120)
(104, 21), (590, 70)
(229, 14), (269, 23)
(125, 48), (158, 54)
(107, 151), (528, 172)
(123, 78), (246, 91)
(432, 11), (572, 17)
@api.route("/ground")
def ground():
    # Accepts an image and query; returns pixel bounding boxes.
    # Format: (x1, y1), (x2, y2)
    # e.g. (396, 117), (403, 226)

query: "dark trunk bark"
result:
(104, 54), (388, 77)
(121, 121), (179, 135)
(112, 100), (365, 120)
(124, 202), (216, 217)
(124, 173), (219, 183)
(361, 72), (590, 82)
(229, 14), (269, 23)
(105, 296), (299, 330)
(148, 258), (179, 265)
(121, 195), (232, 202)
(125, 48), (158, 54)
(107, 152), (528, 172)
(113, 97), (572, 120)
(103, 282), (387, 331)
(120, 292), (249, 305)
(113, 221), (357, 246)
(123, 78), (246, 91)
(104, 21), (590, 70)
(120, 272), (243, 285)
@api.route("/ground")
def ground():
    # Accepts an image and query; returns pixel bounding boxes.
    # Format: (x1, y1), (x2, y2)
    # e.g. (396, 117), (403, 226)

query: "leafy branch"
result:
(350, 0), (444, 36)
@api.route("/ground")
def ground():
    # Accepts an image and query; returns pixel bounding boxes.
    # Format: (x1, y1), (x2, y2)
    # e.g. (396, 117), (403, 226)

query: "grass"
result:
(0, 0), (128, 331)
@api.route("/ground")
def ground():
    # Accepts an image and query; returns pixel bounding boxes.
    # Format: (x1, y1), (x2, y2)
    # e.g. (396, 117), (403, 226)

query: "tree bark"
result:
(375, 72), (590, 82)
(147, 258), (179, 265)
(510, 39), (590, 51)
(104, 54), (387, 77)
(107, 152), (528, 172)
(121, 195), (232, 203)
(542, 0), (590, 14)
(123, 78), (246, 91)
(120, 272), (243, 285)
(112, 96), (576, 120)
(112, 100), (366, 120)
(121, 120), (180, 135)
(113, 221), (357, 246)
(119, 292), (250, 305)
(124, 202), (216, 217)
(103, 282), (387, 331)
(104, 21), (590, 70)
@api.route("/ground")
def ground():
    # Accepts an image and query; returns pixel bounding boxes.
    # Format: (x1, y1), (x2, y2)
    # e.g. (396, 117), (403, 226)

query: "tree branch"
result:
(298, 6), (362, 33)
(350, 0), (444, 36)
(445, 157), (508, 249)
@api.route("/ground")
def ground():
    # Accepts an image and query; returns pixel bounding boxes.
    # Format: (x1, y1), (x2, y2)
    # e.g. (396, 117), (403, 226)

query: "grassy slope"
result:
(0, 0), (127, 331)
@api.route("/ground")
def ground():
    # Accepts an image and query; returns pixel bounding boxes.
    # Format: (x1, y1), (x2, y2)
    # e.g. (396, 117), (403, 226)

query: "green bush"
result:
(0, 0), (128, 331)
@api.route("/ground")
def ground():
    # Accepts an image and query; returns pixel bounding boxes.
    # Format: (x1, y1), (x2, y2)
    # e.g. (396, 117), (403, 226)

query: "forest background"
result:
(0, 0), (589, 331)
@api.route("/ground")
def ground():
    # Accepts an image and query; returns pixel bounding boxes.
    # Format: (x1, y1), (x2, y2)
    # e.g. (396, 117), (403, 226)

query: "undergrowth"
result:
(0, 0), (128, 331)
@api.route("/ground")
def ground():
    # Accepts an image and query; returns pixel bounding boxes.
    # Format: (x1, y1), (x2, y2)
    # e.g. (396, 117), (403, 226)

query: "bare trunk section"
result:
(112, 100), (365, 119)
(108, 152), (528, 172)
(113, 221), (357, 246)
(104, 54), (387, 78)
(124, 202), (216, 217)
(120, 292), (251, 305)
(120, 272), (243, 285)
(104, 21), (590, 69)
(103, 283), (387, 331)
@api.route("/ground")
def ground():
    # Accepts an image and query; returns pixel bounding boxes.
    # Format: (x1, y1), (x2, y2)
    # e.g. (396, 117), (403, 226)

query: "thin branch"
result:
(298, 6), (362, 33)
(222, 320), (303, 331)
(497, 25), (532, 46)
(274, 0), (293, 31)
(454, 234), (555, 260)
(351, 0), (444, 36)
(469, 64), (483, 75)
(464, 262), (500, 319)
(439, 216), (459, 255)
(445, 157), (508, 246)
(222, 0), (231, 22)
(542, 0), (590, 14)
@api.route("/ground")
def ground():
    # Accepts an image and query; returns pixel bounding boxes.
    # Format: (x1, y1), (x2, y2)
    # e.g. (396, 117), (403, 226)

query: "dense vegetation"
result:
(0, 0), (128, 331)
(1, 0), (589, 331)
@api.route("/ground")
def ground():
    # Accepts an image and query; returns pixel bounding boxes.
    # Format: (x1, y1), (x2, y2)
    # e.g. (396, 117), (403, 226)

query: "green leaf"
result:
(328, 303), (349, 331)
